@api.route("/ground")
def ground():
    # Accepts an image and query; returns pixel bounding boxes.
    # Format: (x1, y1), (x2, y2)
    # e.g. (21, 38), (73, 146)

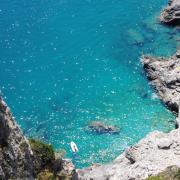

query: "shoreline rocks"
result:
(77, 129), (180, 180)
(141, 50), (180, 113)
(160, 0), (180, 25)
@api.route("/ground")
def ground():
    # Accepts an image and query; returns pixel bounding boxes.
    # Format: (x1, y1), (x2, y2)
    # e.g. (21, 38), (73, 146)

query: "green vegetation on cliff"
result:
(146, 166), (180, 180)
(29, 139), (55, 175)
(29, 139), (75, 180)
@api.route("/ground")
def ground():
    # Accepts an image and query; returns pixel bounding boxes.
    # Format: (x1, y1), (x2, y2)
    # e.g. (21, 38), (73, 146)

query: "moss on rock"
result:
(37, 169), (54, 180)
(146, 166), (180, 180)
(28, 139), (76, 180)
(146, 176), (163, 180)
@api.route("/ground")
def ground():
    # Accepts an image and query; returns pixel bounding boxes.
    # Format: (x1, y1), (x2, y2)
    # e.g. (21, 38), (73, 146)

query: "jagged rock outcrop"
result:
(0, 97), (35, 179)
(77, 129), (180, 180)
(141, 50), (180, 113)
(160, 0), (180, 25)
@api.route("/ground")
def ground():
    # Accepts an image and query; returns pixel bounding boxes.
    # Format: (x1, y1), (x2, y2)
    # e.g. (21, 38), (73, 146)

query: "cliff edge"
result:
(0, 97), (34, 179)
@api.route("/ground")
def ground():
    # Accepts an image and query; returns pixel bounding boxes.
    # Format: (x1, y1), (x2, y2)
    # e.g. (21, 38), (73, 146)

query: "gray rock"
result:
(176, 48), (180, 58)
(77, 129), (180, 180)
(0, 98), (34, 179)
(141, 51), (180, 113)
(160, 0), (180, 25)
(88, 121), (120, 134)
(55, 159), (77, 179)
(157, 138), (173, 149)
(125, 147), (137, 164)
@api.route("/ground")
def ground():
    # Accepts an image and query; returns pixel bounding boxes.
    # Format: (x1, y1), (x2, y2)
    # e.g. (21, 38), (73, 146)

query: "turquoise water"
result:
(0, 0), (178, 167)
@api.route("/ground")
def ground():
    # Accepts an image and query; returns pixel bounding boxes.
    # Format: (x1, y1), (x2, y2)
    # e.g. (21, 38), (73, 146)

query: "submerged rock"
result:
(160, 0), (180, 25)
(87, 121), (120, 134)
(127, 29), (145, 46)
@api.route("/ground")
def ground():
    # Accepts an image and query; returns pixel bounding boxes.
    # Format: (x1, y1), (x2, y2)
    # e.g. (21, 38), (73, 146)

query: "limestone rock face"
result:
(77, 129), (180, 180)
(141, 51), (180, 113)
(160, 0), (180, 25)
(0, 97), (34, 179)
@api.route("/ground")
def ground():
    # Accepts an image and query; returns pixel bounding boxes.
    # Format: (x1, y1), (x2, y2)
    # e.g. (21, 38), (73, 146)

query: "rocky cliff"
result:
(0, 97), (77, 179)
(0, 97), (34, 179)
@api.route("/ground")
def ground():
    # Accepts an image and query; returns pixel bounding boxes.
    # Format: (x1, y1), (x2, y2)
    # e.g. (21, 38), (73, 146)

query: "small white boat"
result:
(70, 141), (78, 153)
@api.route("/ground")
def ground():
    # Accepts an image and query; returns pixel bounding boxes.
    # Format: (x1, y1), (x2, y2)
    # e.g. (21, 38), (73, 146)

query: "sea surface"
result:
(0, 0), (179, 167)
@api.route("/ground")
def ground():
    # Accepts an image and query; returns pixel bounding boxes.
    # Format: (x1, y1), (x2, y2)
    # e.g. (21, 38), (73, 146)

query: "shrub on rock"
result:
(29, 139), (55, 174)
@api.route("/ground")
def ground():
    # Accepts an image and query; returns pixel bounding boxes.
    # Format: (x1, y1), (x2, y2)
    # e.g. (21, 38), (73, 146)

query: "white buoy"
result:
(70, 141), (78, 153)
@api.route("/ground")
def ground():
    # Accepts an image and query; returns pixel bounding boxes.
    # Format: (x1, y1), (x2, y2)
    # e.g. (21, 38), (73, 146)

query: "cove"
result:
(0, 0), (178, 168)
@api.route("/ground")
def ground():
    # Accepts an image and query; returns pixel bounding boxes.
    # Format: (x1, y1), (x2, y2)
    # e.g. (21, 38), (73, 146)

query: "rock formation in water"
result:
(77, 129), (180, 180)
(160, 0), (180, 25)
(87, 121), (120, 134)
(141, 50), (180, 113)
(0, 97), (34, 179)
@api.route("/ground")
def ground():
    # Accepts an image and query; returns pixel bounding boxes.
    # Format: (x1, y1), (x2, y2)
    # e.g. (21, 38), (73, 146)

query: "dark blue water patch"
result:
(0, 0), (178, 168)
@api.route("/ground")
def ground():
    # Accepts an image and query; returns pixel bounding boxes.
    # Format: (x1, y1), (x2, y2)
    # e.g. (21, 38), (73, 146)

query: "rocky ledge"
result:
(160, 0), (180, 25)
(141, 50), (180, 114)
(77, 129), (180, 180)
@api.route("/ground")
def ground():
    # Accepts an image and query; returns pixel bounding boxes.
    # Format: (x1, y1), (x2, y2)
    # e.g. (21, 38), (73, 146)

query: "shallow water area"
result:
(0, 0), (178, 168)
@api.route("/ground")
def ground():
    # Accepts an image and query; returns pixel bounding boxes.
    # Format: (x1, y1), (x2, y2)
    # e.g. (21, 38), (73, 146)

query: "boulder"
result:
(88, 121), (120, 134)
(157, 138), (173, 149)
(127, 29), (145, 46)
